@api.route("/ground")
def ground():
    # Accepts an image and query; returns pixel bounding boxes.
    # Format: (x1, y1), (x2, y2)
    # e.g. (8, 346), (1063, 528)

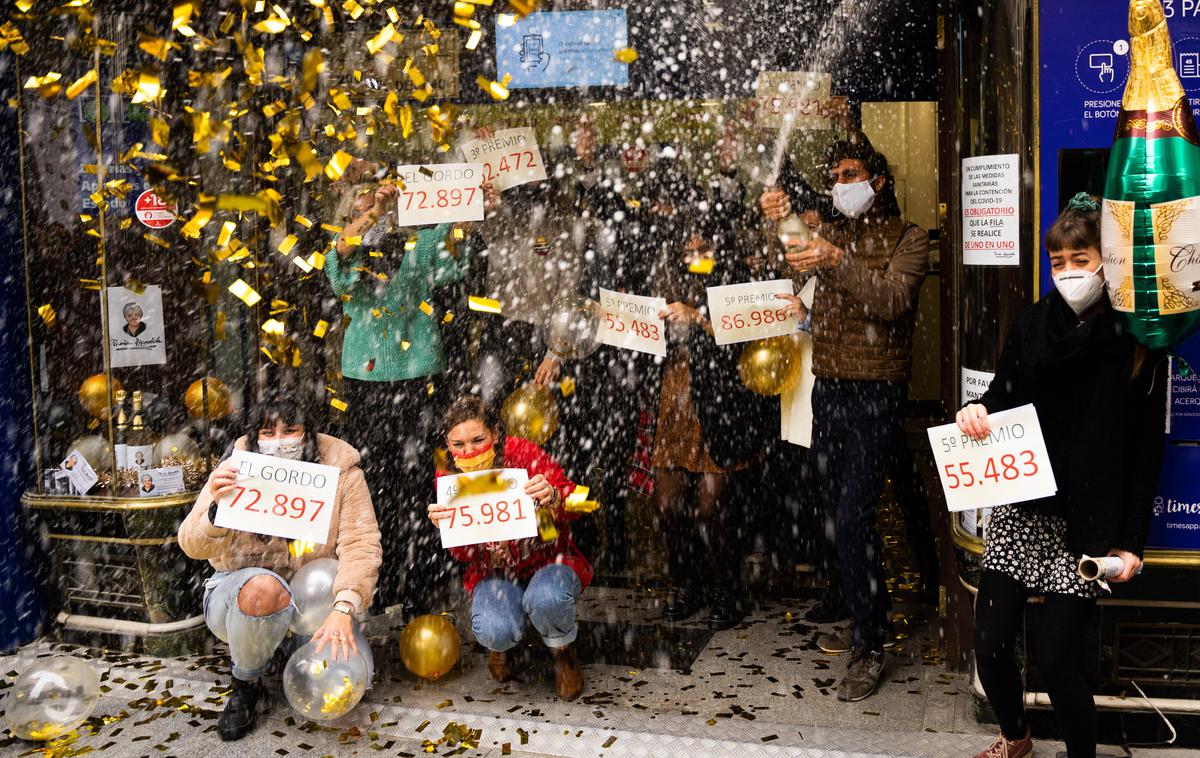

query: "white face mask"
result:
(1053, 264), (1106, 315)
(258, 436), (304, 460)
(831, 179), (877, 219)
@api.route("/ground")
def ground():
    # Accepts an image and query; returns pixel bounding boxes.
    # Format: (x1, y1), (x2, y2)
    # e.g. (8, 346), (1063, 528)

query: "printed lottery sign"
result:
(215, 450), (340, 543)
(458, 128), (548, 192)
(597, 288), (667, 357)
(706, 279), (799, 345)
(926, 404), (1058, 512)
(394, 163), (485, 227)
(437, 468), (536, 549)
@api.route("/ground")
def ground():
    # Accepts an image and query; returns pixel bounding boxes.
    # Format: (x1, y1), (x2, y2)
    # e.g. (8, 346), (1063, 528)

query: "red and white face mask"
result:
(452, 441), (496, 472)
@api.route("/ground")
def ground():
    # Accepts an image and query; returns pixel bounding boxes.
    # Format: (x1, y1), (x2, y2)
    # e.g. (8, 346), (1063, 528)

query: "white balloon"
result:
(289, 558), (339, 636)
(3, 658), (100, 741)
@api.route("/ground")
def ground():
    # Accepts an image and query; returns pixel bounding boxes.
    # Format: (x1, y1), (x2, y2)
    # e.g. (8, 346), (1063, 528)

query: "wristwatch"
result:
(332, 600), (355, 616)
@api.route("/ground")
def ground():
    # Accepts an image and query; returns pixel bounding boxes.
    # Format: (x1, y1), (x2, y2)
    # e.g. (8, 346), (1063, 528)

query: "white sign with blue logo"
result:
(495, 10), (630, 89)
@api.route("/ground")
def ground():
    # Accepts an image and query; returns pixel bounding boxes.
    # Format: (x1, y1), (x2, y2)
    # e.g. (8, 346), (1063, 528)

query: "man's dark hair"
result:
(825, 138), (902, 218)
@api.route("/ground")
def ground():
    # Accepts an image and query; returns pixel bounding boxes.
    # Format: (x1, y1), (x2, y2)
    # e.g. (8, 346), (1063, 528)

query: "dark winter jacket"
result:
(976, 292), (1169, 558)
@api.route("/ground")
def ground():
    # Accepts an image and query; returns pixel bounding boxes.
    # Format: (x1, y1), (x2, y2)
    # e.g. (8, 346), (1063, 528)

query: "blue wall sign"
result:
(1039, 1), (1200, 550)
(495, 10), (629, 90)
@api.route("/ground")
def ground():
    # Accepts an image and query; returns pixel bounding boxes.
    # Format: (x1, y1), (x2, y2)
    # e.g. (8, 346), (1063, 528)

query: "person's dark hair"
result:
(440, 395), (506, 474)
(825, 138), (901, 218)
(247, 392), (321, 463)
(1045, 194), (1101, 253)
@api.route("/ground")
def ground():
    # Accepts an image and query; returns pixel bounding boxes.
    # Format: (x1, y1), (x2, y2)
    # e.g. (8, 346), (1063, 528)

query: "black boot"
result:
(662, 584), (702, 621)
(218, 675), (266, 741)
(708, 585), (745, 630)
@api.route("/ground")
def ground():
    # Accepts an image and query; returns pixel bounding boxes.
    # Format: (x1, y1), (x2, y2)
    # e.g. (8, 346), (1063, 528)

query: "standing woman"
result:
(957, 194), (1168, 758)
(326, 181), (492, 614)
(178, 393), (382, 741)
(427, 396), (591, 700)
(651, 171), (773, 629)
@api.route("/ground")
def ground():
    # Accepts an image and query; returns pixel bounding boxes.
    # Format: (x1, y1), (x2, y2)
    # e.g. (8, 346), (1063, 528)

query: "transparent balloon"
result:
(398, 614), (461, 681)
(3, 657), (100, 741)
(543, 295), (602, 360)
(289, 558), (339, 636)
(501, 384), (559, 446)
(282, 638), (370, 721)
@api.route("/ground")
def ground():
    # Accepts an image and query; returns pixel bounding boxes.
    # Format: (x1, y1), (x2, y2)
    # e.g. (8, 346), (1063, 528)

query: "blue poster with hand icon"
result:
(495, 10), (630, 89)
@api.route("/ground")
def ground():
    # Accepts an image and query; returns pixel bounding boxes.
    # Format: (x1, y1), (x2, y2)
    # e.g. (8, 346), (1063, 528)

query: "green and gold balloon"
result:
(1102, 0), (1200, 349)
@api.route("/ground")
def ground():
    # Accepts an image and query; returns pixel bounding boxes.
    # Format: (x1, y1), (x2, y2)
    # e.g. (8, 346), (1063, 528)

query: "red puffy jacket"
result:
(438, 436), (593, 594)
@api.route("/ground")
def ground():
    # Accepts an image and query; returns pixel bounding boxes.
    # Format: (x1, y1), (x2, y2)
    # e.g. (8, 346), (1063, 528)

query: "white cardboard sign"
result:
(437, 468), (536, 549)
(394, 163), (486, 227)
(707, 279), (800, 345)
(215, 450), (340, 543)
(458, 128), (548, 192)
(927, 404), (1058, 512)
(961, 367), (996, 405)
(962, 155), (1020, 266)
(597, 288), (667, 357)
(60, 449), (98, 495)
(106, 285), (167, 368)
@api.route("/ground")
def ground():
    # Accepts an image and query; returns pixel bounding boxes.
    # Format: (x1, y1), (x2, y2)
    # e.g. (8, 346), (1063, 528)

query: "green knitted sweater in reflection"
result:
(325, 223), (469, 382)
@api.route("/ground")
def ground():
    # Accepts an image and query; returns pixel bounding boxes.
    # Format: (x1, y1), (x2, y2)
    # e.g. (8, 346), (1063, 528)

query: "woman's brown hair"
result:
(1045, 195), (1101, 253)
(440, 395), (506, 474)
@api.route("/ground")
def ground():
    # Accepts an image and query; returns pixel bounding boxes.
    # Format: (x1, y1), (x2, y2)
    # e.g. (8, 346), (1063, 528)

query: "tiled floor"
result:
(2, 588), (1190, 757)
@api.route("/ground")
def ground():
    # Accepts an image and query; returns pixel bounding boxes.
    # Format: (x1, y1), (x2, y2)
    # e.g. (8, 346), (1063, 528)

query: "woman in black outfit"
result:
(956, 194), (1168, 758)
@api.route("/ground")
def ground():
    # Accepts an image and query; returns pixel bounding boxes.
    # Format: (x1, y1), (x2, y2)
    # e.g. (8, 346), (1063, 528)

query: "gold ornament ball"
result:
(738, 335), (803, 396)
(78, 375), (123, 420)
(65, 435), (113, 473)
(184, 377), (234, 420)
(397, 614), (461, 680)
(153, 433), (201, 466)
(501, 383), (559, 445)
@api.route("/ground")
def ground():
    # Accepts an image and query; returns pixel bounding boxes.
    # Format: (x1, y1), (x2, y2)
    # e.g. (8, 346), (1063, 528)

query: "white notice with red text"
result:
(215, 451), (340, 543)
(927, 404), (1057, 512)
(437, 468), (536, 549)
(596, 288), (667, 357)
(962, 155), (1020, 266)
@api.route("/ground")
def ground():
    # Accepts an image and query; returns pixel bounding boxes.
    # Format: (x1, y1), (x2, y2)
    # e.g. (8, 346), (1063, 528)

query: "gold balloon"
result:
(153, 432), (201, 465)
(184, 377), (233, 420)
(78, 374), (123, 420)
(397, 614), (460, 681)
(738, 335), (803, 396)
(67, 435), (113, 472)
(501, 383), (559, 445)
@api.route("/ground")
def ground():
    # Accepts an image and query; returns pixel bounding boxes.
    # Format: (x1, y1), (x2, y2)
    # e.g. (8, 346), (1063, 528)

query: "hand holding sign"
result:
(394, 163), (486, 227)
(215, 451), (340, 543)
(927, 404), (1057, 512)
(597, 288), (667, 357)
(706, 280), (800, 345)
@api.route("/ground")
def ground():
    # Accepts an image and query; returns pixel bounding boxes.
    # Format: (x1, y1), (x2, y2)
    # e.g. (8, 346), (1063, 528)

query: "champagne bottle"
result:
(127, 391), (155, 471)
(113, 390), (128, 470)
(1102, 0), (1200, 349)
(776, 212), (812, 248)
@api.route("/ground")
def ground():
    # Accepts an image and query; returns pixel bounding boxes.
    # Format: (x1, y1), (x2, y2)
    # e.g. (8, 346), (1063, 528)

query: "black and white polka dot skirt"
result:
(981, 505), (1101, 598)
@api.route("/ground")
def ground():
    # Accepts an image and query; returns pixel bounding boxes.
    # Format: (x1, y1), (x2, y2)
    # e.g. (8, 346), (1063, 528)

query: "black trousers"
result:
(974, 569), (1098, 758)
(338, 377), (458, 613)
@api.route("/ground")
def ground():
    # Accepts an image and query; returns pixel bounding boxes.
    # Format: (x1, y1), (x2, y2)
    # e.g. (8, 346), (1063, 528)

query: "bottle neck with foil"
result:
(1124, 0), (1184, 113)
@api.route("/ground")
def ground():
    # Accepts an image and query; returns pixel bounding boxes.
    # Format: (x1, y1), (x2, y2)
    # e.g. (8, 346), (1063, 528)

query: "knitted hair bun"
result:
(1066, 192), (1101, 213)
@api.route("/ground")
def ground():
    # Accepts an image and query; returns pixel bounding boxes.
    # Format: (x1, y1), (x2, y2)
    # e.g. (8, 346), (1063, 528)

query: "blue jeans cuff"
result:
(541, 625), (577, 649)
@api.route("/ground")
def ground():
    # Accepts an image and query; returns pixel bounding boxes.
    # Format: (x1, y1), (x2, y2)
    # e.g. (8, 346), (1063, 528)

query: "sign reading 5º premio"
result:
(597, 288), (667, 357)
(926, 404), (1058, 512)
(706, 280), (799, 345)
(215, 451), (340, 543)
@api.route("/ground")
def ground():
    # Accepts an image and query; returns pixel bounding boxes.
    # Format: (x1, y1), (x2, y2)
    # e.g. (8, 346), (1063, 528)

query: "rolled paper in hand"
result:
(1101, 0), (1200, 349)
(1078, 554), (1126, 582)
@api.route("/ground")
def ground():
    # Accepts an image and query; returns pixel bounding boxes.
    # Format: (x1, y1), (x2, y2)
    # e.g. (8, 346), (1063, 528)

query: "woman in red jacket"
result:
(427, 395), (591, 700)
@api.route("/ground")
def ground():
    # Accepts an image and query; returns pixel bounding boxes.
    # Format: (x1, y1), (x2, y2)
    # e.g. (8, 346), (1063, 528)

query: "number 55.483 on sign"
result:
(926, 404), (1057, 512)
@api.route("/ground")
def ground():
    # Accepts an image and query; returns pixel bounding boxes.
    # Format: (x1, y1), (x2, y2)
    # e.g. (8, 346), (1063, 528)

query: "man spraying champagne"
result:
(1102, 0), (1200, 349)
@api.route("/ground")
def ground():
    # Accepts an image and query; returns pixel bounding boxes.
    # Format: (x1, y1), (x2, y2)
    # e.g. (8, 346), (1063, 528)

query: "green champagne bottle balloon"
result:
(1102, 0), (1200, 349)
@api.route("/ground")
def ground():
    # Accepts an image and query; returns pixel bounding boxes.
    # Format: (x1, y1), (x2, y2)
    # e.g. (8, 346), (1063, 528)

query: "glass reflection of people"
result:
(122, 302), (147, 338)
(326, 178), (494, 614)
(141, 475), (155, 493)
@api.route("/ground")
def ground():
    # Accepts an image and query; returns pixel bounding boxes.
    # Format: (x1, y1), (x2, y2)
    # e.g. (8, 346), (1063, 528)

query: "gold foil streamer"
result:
(65, 69), (97, 100)
(228, 279), (262, 307)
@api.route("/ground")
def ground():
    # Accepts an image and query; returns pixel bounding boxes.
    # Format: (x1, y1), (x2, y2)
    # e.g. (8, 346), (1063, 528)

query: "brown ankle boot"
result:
(488, 650), (513, 683)
(552, 643), (583, 701)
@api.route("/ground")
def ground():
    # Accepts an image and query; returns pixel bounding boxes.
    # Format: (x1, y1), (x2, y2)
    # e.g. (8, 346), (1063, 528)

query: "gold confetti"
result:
(0, 22), (29, 55)
(172, 1), (196, 36)
(419, 301), (433, 316)
(468, 296), (502, 314)
(466, 29), (483, 50)
(688, 256), (715, 275)
(325, 149), (353, 181)
(228, 279), (262, 307)
(401, 340), (411, 351)
(253, 14), (289, 34)
(180, 203), (214, 239)
(313, 320), (329, 338)
(150, 116), (170, 146)
(476, 74), (510, 101)
(331, 397), (348, 412)
(295, 214), (313, 228)
(65, 69), (97, 99)
(614, 47), (638, 63)
(144, 233), (171, 249)
(277, 234), (298, 254)
(367, 22), (398, 54)
(560, 376), (576, 397)
(217, 221), (237, 247)
(36, 304), (56, 328)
